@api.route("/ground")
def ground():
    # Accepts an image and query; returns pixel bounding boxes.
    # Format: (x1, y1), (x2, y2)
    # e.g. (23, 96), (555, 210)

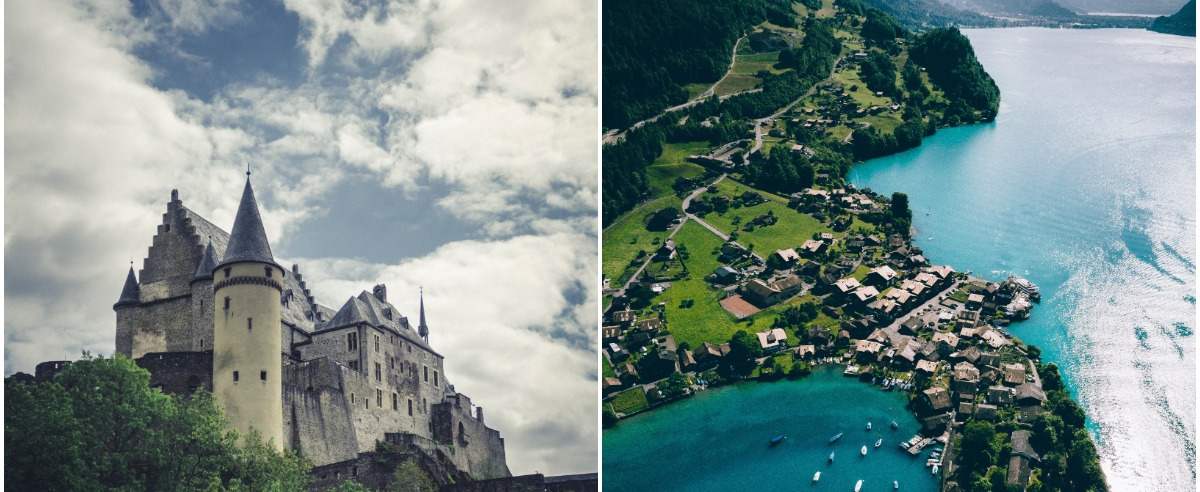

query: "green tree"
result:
(390, 458), (438, 492)
(957, 421), (998, 480)
(5, 354), (311, 491)
(723, 330), (763, 376)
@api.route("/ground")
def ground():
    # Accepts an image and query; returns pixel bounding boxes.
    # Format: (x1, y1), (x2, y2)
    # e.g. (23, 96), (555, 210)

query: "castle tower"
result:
(212, 174), (285, 449)
(113, 265), (141, 356)
(418, 287), (429, 342)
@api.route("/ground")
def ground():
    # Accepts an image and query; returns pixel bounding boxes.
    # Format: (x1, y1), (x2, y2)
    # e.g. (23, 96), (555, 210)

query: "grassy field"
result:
(683, 82), (711, 100)
(608, 387), (649, 415)
(645, 141), (710, 197)
(700, 179), (832, 255)
(648, 221), (744, 347)
(602, 357), (616, 378)
(715, 51), (786, 96)
(816, 0), (836, 18)
(602, 141), (710, 285)
(833, 68), (892, 108)
(860, 113), (903, 133)
(602, 195), (679, 285)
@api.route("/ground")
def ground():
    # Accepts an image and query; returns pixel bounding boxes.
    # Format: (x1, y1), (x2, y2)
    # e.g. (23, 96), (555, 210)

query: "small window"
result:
(364, 397), (369, 409)
(247, 318), (253, 331)
(265, 266), (272, 277)
(348, 332), (358, 351)
(392, 392), (398, 410)
(423, 397), (427, 413)
(200, 339), (204, 349)
(424, 366), (429, 382)
(349, 361), (359, 371)
(408, 399), (413, 416)
(375, 334), (380, 352)
(407, 344), (412, 353)
(224, 268), (231, 278)
(260, 370), (267, 381)
(351, 393), (355, 404)
(233, 371), (239, 382)
(200, 300), (203, 309)
(224, 297), (231, 310)
(376, 389), (382, 407)
(375, 363), (381, 382)
(164, 224), (171, 232)
(352, 466), (358, 477)
(434, 370), (439, 387)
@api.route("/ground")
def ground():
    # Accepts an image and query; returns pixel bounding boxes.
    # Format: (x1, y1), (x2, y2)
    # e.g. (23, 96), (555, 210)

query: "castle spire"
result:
(418, 287), (429, 340)
(219, 175), (277, 268)
(114, 264), (140, 308)
(192, 238), (218, 281)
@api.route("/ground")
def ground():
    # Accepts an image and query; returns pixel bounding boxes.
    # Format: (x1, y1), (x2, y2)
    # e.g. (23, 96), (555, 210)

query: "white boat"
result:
(855, 479), (864, 492)
(860, 445), (868, 456)
(931, 465), (940, 475)
(866, 421), (872, 431)
(813, 471), (821, 483)
(875, 438), (883, 448)
(890, 420), (898, 430)
(894, 480), (899, 489)
(829, 451), (836, 462)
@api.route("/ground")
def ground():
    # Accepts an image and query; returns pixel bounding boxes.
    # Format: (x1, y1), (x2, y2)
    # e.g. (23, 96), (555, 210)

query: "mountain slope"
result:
(1149, 0), (1196, 36)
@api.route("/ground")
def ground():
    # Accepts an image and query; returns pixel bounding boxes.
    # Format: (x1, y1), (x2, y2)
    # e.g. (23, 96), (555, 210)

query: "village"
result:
(602, 178), (1050, 489)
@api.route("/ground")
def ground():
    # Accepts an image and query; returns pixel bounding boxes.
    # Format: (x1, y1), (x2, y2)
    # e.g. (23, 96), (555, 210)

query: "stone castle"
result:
(109, 175), (510, 481)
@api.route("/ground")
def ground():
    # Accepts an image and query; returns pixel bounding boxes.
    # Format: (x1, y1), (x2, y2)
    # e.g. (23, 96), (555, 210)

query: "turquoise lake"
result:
(849, 28), (1195, 491)
(603, 28), (1194, 492)
(603, 366), (938, 491)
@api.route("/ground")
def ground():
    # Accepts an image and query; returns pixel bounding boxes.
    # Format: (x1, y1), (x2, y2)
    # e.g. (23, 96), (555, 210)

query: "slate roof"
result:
(218, 178), (277, 268)
(319, 290), (439, 357)
(192, 240), (218, 280)
(115, 266), (140, 307)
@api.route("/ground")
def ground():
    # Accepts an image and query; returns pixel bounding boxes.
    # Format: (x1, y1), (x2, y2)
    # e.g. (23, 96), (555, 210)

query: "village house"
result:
(800, 239), (827, 256)
(770, 248), (801, 268)
(1003, 363), (1027, 385)
(756, 328), (789, 354)
(654, 239), (677, 261)
(865, 265), (898, 287)
(712, 265), (739, 284)
(1007, 430), (1041, 489)
(851, 285), (879, 305)
(921, 387), (952, 415)
(743, 275), (804, 306)
(854, 339), (883, 363)
(987, 385), (1014, 406)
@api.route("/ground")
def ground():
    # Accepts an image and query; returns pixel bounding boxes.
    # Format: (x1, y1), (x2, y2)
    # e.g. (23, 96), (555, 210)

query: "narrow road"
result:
(749, 56), (844, 156)
(881, 280), (962, 334)
(698, 35), (744, 100)
(614, 176), (724, 296)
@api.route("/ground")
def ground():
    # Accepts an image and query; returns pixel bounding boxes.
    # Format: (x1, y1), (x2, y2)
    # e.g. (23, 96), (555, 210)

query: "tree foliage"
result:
(5, 354), (311, 491)
(909, 27), (1000, 120)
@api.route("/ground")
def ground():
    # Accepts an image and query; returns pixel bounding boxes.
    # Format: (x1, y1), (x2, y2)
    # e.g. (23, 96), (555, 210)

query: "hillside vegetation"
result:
(1149, 0), (1196, 36)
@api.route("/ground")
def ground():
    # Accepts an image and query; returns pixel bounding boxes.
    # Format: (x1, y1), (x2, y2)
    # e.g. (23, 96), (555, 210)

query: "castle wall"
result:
(118, 296), (194, 358)
(190, 280), (214, 351)
(283, 359), (360, 466)
(135, 351), (213, 395)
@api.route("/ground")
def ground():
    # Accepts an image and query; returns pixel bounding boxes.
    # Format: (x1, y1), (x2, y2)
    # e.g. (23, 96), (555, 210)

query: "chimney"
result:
(476, 406), (485, 423)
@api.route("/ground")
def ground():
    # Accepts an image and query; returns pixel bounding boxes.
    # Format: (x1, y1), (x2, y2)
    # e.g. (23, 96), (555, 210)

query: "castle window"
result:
(347, 332), (358, 351)
(458, 422), (468, 446)
(392, 392), (398, 411)
(423, 398), (427, 413)
(365, 397), (369, 409)
(351, 393), (355, 404)
(164, 224), (170, 232)
(224, 268), (231, 278)
(388, 356), (394, 370)
(408, 399), (413, 416)
(247, 318), (253, 331)
(352, 466), (358, 477)
(375, 363), (381, 382)
(233, 371), (239, 382)
(349, 361), (359, 371)
(260, 370), (267, 381)
(265, 266), (272, 278)
(376, 389), (382, 408)
(423, 366), (428, 382)
(224, 297), (231, 310)
(375, 334), (380, 352)
(434, 370), (439, 387)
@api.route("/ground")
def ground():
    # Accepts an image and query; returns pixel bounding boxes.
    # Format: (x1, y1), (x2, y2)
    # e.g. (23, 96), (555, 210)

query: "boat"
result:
(875, 438), (883, 448)
(829, 432), (844, 444)
(866, 421), (872, 431)
(890, 420), (898, 430)
(894, 480), (899, 489)
(813, 471), (821, 483)
(829, 451), (836, 463)
(855, 479), (864, 492)
(931, 465), (940, 475)
(769, 434), (787, 446)
(860, 445), (868, 456)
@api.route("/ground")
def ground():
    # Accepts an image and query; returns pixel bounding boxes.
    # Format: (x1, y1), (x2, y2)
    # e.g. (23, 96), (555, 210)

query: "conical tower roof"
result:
(114, 266), (140, 308)
(418, 287), (429, 339)
(218, 176), (278, 268)
(192, 239), (218, 281)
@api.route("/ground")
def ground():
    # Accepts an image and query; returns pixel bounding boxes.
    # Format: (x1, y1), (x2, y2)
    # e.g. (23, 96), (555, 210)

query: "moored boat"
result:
(875, 438), (883, 448)
(813, 471), (821, 483)
(866, 421), (872, 431)
(860, 445), (868, 456)
(894, 480), (899, 489)
(829, 432), (844, 444)
(890, 420), (898, 430)
(769, 434), (786, 446)
(854, 479), (863, 492)
(829, 451), (836, 463)
(931, 465), (939, 475)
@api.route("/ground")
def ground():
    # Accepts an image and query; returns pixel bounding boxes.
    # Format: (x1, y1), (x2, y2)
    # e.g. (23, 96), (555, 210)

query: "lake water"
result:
(602, 366), (939, 491)
(849, 28), (1196, 491)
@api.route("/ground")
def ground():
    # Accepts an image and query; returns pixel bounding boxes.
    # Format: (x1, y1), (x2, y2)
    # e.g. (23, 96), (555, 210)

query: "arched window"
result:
(458, 422), (468, 446)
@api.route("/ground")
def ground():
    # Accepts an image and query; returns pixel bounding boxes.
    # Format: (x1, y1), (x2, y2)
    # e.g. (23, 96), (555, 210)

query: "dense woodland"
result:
(602, 0), (799, 129)
(1149, 0), (1196, 36)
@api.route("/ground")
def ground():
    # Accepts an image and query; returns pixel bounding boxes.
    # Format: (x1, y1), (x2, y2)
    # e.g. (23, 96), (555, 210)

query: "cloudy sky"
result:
(4, 0), (597, 475)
